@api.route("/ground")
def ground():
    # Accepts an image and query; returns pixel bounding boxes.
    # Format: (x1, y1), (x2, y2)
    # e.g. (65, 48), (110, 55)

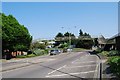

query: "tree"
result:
(79, 29), (91, 38)
(31, 42), (46, 50)
(64, 32), (70, 37)
(79, 29), (83, 36)
(56, 32), (64, 37)
(75, 39), (93, 49)
(84, 32), (88, 36)
(64, 32), (75, 37)
(71, 34), (75, 37)
(1, 13), (32, 54)
(58, 43), (68, 48)
(83, 32), (91, 38)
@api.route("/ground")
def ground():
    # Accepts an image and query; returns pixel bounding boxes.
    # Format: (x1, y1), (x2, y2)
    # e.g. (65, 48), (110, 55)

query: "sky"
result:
(2, 2), (118, 40)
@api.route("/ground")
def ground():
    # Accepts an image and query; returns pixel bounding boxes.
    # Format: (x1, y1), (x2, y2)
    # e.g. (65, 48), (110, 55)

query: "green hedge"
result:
(16, 49), (49, 58)
(99, 51), (109, 56)
(107, 50), (120, 57)
(95, 48), (102, 53)
(99, 50), (120, 57)
(16, 54), (36, 58)
(107, 56), (120, 77)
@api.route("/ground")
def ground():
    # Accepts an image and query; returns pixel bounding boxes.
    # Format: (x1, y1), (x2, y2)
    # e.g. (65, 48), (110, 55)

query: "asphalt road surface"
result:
(2, 51), (100, 79)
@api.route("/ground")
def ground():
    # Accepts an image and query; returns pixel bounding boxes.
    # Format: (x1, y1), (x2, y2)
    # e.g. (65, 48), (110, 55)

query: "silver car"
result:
(50, 49), (61, 55)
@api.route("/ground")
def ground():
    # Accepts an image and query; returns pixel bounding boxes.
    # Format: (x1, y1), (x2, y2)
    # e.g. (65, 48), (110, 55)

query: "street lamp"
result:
(68, 27), (71, 49)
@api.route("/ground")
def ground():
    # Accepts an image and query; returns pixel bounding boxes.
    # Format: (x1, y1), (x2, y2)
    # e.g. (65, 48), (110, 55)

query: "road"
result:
(2, 51), (100, 79)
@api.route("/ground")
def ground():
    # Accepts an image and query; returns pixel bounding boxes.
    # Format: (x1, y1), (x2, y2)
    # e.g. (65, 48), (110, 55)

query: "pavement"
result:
(1, 51), (115, 79)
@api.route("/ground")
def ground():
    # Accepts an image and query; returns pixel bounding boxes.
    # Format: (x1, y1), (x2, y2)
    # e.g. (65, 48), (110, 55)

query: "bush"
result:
(41, 49), (48, 55)
(95, 48), (102, 53)
(16, 54), (36, 58)
(33, 49), (41, 54)
(16, 49), (49, 58)
(58, 43), (68, 48)
(27, 54), (36, 57)
(100, 51), (109, 56)
(16, 55), (27, 58)
(107, 56), (120, 77)
(39, 44), (46, 49)
(31, 42), (46, 49)
(63, 47), (68, 53)
(108, 50), (120, 57)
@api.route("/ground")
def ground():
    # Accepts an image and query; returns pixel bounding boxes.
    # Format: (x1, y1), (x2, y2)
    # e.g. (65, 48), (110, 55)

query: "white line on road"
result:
(71, 59), (79, 63)
(72, 61), (97, 64)
(65, 64), (96, 68)
(48, 65), (66, 75)
(46, 70), (96, 77)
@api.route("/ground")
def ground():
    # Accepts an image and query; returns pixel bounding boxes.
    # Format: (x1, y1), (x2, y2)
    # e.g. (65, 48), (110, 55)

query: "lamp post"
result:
(68, 27), (71, 49)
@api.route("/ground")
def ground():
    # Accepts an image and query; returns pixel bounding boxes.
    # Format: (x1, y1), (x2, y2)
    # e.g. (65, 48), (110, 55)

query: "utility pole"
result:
(68, 27), (71, 49)
(61, 26), (77, 52)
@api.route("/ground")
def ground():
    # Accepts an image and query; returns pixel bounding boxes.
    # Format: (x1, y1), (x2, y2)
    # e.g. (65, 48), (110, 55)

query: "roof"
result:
(98, 35), (106, 44)
(98, 35), (116, 44)
(109, 33), (120, 39)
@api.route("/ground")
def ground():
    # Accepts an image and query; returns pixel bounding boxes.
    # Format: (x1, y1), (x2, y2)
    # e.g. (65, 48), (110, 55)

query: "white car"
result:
(67, 48), (72, 52)
(50, 49), (61, 55)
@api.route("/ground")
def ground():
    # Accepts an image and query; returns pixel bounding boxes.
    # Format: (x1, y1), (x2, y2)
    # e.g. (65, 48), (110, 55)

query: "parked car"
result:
(50, 49), (61, 55)
(27, 50), (32, 55)
(67, 48), (72, 52)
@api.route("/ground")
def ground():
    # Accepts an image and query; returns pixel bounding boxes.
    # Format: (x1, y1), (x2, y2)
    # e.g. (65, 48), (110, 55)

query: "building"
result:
(109, 33), (120, 51)
(97, 35), (116, 51)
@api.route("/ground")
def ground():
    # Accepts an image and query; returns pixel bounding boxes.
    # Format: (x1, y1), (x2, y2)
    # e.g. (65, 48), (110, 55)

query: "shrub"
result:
(58, 43), (68, 48)
(27, 54), (36, 57)
(16, 54), (36, 58)
(41, 49), (48, 55)
(100, 51), (109, 56)
(108, 50), (120, 57)
(95, 48), (102, 53)
(63, 47), (68, 53)
(16, 49), (49, 58)
(107, 56), (120, 77)
(34, 49), (41, 54)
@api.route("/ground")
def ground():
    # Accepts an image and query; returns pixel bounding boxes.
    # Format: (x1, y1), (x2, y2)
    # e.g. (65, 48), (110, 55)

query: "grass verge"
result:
(72, 48), (88, 52)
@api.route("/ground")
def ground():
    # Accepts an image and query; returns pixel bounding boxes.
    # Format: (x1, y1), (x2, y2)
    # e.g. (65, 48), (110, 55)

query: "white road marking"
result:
(46, 70), (96, 77)
(72, 61), (96, 64)
(71, 59), (79, 63)
(48, 65), (66, 75)
(65, 64), (96, 68)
